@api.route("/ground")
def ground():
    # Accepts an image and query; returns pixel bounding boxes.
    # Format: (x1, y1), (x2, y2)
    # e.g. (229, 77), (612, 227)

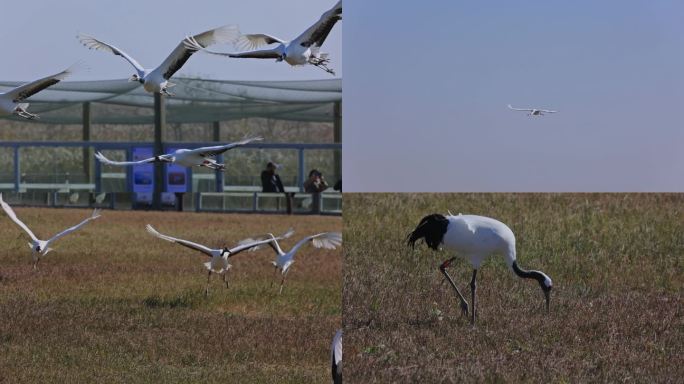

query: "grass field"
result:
(344, 193), (683, 383)
(0, 208), (341, 383)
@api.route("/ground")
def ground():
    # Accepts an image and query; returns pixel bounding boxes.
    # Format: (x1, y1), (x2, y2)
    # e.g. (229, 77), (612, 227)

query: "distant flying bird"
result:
(77, 25), (238, 95)
(331, 329), (342, 384)
(0, 194), (101, 269)
(94, 137), (262, 171)
(146, 225), (293, 295)
(407, 213), (553, 325)
(508, 104), (557, 116)
(243, 231), (342, 294)
(185, 1), (342, 75)
(0, 64), (80, 119)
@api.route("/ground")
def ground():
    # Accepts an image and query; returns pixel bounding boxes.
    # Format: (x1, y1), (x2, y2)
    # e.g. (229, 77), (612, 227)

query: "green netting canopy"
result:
(0, 77), (341, 124)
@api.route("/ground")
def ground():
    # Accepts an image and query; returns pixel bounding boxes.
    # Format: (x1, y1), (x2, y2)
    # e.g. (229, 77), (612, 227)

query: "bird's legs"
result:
(278, 270), (289, 295)
(205, 270), (212, 296)
(222, 271), (229, 288)
(309, 57), (335, 75)
(439, 258), (469, 316)
(470, 269), (477, 325)
(32, 257), (40, 271)
(15, 109), (38, 120)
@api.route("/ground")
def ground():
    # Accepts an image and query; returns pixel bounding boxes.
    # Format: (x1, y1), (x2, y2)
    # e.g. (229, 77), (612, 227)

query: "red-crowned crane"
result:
(407, 213), (552, 325)
(0, 194), (101, 269)
(184, 1), (342, 75)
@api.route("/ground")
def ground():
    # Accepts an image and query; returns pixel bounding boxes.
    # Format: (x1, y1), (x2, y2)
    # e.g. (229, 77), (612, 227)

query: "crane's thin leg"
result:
(278, 270), (289, 295)
(205, 270), (212, 296)
(223, 271), (229, 288)
(470, 269), (477, 325)
(439, 258), (469, 316)
(33, 257), (40, 271)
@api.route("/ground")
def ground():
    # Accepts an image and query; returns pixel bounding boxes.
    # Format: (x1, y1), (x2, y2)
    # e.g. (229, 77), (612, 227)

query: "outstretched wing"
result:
(6, 64), (79, 102)
(94, 152), (158, 166)
(289, 232), (342, 255)
(234, 33), (286, 51)
(293, 0), (342, 48)
(47, 209), (101, 244)
(190, 137), (263, 157)
(156, 25), (239, 80)
(228, 236), (289, 258)
(310, 232), (342, 249)
(0, 193), (39, 241)
(146, 224), (215, 258)
(507, 104), (534, 112)
(540, 109), (558, 113)
(184, 37), (282, 59)
(77, 34), (145, 76)
(236, 228), (295, 254)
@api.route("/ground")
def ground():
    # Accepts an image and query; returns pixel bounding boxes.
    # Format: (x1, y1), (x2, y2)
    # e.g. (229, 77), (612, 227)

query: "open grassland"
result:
(0, 209), (341, 383)
(344, 194), (683, 383)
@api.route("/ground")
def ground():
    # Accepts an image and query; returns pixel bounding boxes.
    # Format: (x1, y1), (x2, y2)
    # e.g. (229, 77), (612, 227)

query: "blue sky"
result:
(2, 0), (342, 81)
(344, 1), (684, 191)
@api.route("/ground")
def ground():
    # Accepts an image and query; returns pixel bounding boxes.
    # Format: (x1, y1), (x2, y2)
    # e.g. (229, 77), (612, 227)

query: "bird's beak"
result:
(543, 288), (551, 313)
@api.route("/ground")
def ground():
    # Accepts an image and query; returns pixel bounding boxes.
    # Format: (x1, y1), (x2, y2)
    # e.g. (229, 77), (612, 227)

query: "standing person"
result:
(261, 162), (285, 193)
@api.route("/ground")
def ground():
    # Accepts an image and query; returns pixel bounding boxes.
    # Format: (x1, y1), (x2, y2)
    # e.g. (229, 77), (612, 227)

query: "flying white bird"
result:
(331, 329), (342, 384)
(242, 231), (342, 294)
(185, 1), (342, 75)
(77, 25), (238, 95)
(0, 64), (80, 119)
(0, 194), (101, 269)
(407, 213), (553, 325)
(94, 137), (263, 171)
(146, 225), (293, 295)
(508, 104), (557, 116)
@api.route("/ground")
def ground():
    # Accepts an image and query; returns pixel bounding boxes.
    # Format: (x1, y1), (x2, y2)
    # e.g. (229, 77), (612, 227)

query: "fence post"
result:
(82, 102), (93, 188)
(153, 93), (166, 210)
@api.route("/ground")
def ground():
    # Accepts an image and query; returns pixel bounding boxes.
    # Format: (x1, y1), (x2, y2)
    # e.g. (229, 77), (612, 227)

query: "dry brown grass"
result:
(0, 208), (341, 383)
(343, 193), (683, 383)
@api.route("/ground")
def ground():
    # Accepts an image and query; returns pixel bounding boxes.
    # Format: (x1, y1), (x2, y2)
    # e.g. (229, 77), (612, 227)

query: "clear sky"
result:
(344, 1), (684, 192)
(2, 0), (342, 82)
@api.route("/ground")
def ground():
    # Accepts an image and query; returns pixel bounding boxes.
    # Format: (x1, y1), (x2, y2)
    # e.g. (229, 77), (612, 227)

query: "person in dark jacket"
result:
(261, 162), (285, 193)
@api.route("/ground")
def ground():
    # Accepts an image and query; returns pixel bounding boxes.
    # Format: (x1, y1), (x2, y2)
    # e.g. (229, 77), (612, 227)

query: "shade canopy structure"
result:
(0, 77), (341, 124)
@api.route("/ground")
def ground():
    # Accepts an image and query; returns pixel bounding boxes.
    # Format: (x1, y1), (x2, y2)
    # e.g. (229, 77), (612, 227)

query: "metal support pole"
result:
(298, 148), (305, 192)
(82, 102), (93, 186)
(13, 146), (20, 192)
(333, 101), (342, 183)
(213, 121), (223, 192)
(153, 93), (166, 210)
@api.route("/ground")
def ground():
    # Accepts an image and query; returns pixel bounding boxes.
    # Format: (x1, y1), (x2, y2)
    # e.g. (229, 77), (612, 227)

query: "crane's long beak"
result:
(543, 288), (551, 313)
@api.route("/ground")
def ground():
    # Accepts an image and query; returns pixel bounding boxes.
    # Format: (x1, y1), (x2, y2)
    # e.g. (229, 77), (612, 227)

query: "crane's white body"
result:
(78, 25), (238, 95)
(442, 214), (516, 269)
(95, 137), (262, 170)
(508, 104), (557, 116)
(442, 214), (551, 287)
(185, 1), (341, 75)
(0, 194), (100, 268)
(0, 64), (78, 119)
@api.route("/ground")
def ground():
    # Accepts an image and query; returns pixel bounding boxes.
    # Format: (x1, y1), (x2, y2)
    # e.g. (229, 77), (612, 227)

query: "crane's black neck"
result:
(406, 213), (449, 250)
(512, 261), (549, 289)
